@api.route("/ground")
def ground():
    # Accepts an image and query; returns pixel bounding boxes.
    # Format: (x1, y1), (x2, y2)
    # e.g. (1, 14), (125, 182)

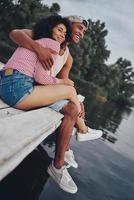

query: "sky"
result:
(43, 0), (134, 66)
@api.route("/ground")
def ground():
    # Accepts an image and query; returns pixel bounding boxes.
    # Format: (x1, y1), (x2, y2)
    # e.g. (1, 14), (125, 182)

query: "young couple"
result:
(0, 15), (102, 193)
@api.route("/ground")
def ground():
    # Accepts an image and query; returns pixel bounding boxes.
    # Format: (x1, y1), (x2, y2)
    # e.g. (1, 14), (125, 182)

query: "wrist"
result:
(31, 41), (41, 55)
(58, 79), (64, 84)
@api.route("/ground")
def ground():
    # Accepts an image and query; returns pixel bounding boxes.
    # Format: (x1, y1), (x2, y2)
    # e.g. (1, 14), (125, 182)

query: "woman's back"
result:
(4, 38), (60, 84)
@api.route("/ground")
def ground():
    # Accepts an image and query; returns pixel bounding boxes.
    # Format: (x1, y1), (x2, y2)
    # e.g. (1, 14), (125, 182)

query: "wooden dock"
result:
(0, 62), (63, 181)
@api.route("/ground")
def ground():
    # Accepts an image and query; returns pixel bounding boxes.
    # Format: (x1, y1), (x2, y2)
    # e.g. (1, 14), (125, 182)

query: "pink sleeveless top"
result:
(4, 38), (60, 84)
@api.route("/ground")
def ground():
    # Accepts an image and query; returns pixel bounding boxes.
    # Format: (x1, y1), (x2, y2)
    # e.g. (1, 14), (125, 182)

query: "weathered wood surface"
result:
(0, 107), (63, 181)
(0, 62), (63, 181)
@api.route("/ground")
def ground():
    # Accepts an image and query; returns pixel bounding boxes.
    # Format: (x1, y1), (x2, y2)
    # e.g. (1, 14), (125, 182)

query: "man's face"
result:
(71, 22), (87, 43)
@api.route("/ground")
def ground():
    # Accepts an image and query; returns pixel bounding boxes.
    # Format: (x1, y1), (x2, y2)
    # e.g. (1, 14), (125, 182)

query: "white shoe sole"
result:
(77, 131), (103, 142)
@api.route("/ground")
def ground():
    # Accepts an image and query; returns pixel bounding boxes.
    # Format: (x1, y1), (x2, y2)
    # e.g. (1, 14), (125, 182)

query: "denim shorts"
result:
(49, 99), (69, 112)
(0, 69), (34, 106)
(0, 68), (71, 111)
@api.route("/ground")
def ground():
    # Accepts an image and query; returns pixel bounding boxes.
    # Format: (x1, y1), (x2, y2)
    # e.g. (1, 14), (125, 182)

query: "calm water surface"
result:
(0, 99), (134, 200)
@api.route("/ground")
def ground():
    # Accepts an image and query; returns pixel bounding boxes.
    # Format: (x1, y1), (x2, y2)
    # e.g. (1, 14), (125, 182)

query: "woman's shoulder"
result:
(36, 38), (60, 53)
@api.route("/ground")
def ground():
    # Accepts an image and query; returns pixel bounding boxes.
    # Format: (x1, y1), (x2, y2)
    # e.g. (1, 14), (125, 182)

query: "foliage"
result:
(105, 58), (134, 104)
(0, 0), (60, 61)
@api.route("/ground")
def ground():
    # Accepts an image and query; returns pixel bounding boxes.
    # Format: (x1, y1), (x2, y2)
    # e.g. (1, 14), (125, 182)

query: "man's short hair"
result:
(67, 15), (89, 29)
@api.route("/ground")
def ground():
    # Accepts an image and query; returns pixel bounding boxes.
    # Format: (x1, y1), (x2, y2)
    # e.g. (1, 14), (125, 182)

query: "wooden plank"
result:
(0, 107), (63, 181)
(0, 99), (25, 119)
(0, 106), (24, 119)
(0, 99), (10, 109)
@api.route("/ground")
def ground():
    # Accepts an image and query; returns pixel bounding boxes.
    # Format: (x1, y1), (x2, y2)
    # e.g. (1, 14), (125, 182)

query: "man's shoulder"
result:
(63, 52), (73, 69)
(67, 52), (73, 63)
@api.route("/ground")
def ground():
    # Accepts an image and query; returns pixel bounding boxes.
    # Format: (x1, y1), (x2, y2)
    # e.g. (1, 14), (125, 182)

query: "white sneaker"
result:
(72, 127), (77, 136)
(65, 149), (78, 168)
(47, 162), (78, 194)
(77, 127), (103, 142)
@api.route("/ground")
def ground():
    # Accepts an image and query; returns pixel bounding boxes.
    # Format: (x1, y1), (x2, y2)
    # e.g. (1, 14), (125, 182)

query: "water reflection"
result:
(83, 96), (132, 144)
(0, 148), (52, 200)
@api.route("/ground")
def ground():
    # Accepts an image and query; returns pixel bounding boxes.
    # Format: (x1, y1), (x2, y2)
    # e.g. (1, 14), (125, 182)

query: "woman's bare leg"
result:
(75, 117), (87, 133)
(15, 84), (81, 112)
(74, 102), (87, 133)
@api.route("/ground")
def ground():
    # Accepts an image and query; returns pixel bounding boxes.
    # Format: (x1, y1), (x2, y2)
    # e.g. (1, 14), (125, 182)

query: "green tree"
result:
(50, 3), (60, 14)
(104, 58), (134, 104)
(0, 0), (60, 62)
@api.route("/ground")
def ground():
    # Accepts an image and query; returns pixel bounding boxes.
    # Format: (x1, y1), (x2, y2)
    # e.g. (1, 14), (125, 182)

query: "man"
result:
(10, 15), (102, 193)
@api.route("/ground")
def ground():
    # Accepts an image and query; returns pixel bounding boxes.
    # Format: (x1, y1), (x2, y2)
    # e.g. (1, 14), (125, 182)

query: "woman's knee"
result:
(65, 86), (77, 99)
(70, 87), (77, 97)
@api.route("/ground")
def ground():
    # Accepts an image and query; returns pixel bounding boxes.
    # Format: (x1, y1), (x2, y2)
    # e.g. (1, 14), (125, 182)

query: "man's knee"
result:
(60, 102), (79, 121)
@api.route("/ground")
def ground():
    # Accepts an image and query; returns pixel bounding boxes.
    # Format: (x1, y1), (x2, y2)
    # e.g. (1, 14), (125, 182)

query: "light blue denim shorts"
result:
(0, 69), (34, 107)
(0, 69), (69, 111)
(49, 99), (69, 112)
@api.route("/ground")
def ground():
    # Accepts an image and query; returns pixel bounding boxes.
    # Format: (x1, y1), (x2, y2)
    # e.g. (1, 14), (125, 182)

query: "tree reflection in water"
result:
(84, 96), (132, 144)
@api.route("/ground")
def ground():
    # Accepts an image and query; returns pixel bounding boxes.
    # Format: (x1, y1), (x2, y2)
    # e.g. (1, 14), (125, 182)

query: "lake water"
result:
(0, 99), (134, 200)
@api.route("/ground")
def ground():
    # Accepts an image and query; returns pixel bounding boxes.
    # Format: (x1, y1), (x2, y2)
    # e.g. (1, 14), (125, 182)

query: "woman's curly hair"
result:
(33, 15), (72, 45)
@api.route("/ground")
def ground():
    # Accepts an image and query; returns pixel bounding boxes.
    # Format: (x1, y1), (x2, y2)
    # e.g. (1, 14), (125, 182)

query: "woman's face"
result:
(52, 23), (67, 44)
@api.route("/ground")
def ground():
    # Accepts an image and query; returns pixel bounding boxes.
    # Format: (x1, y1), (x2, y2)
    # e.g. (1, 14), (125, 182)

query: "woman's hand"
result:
(63, 79), (74, 86)
(59, 78), (74, 86)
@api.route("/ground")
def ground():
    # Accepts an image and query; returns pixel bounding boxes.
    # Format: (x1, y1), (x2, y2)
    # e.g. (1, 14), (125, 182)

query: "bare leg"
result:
(15, 84), (81, 112)
(73, 101), (88, 133)
(75, 116), (87, 133)
(74, 103), (103, 142)
(54, 102), (78, 168)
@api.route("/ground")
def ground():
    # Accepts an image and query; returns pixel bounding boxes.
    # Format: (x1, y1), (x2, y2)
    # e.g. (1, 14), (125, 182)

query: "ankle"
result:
(54, 160), (64, 169)
(66, 147), (70, 152)
(78, 126), (88, 134)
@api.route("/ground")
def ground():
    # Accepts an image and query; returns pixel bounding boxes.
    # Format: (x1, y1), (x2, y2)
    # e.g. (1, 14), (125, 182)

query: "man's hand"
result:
(36, 46), (57, 70)
(9, 29), (58, 70)
(63, 79), (74, 86)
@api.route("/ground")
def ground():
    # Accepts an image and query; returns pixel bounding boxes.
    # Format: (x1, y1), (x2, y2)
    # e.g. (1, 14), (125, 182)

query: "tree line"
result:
(0, 0), (134, 106)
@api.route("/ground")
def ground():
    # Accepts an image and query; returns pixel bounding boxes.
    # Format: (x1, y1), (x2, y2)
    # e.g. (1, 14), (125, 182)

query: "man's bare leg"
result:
(54, 102), (78, 169)
(47, 102), (79, 193)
